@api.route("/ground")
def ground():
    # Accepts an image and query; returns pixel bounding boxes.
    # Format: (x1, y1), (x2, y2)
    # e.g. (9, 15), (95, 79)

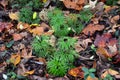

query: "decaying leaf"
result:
(0, 62), (7, 73)
(94, 33), (112, 47)
(0, 22), (13, 32)
(86, 76), (98, 80)
(39, 9), (48, 21)
(10, 53), (21, 66)
(110, 15), (120, 24)
(62, 0), (85, 10)
(17, 22), (30, 30)
(75, 38), (92, 52)
(101, 69), (120, 79)
(17, 63), (35, 76)
(9, 12), (19, 20)
(12, 33), (22, 41)
(21, 48), (35, 59)
(0, 0), (8, 8)
(68, 66), (84, 78)
(82, 24), (105, 36)
(96, 47), (117, 59)
(23, 70), (35, 76)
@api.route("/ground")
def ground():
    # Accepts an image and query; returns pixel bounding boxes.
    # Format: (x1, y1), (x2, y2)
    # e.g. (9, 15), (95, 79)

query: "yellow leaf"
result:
(33, 12), (37, 19)
(23, 70), (35, 76)
(10, 54), (21, 66)
(87, 76), (98, 80)
(9, 12), (19, 20)
(42, 0), (47, 3)
(101, 69), (119, 78)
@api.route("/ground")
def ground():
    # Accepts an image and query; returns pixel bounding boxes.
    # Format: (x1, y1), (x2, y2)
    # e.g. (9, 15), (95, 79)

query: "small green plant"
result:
(82, 67), (96, 80)
(79, 9), (93, 23)
(10, 0), (43, 10)
(48, 8), (70, 37)
(32, 36), (54, 58)
(106, 0), (118, 5)
(47, 52), (68, 76)
(19, 7), (40, 24)
(103, 74), (114, 80)
(32, 35), (78, 76)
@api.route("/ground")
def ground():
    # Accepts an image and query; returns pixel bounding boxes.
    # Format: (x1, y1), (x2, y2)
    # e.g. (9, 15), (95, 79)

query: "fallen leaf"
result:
(86, 76), (98, 80)
(21, 48), (35, 59)
(0, 0), (8, 8)
(68, 66), (84, 78)
(96, 47), (117, 58)
(29, 27), (44, 35)
(84, 0), (97, 9)
(10, 53), (21, 66)
(9, 12), (19, 20)
(23, 70), (35, 76)
(82, 24), (105, 36)
(0, 22), (13, 32)
(75, 38), (92, 52)
(62, 0), (85, 10)
(39, 9), (48, 21)
(94, 33), (112, 47)
(101, 69), (119, 79)
(12, 33), (22, 41)
(17, 22), (30, 30)
(0, 62), (6, 73)
(104, 6), (118, 13)
(110, 15), (120, 24)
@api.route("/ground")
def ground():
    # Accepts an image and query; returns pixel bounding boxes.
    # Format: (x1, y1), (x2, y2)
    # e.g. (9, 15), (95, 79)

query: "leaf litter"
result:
(0, 0), (120, 80)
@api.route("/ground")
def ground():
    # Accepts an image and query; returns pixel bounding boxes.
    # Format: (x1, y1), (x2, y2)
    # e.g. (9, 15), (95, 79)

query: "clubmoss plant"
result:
(48, 8), (70, 37)
(47, 52), (68, 76)
(32, 35), (78, 76)
(19, 7), (40, 24)
(32, 36), (54, 58)
(10, 0), (43, 10)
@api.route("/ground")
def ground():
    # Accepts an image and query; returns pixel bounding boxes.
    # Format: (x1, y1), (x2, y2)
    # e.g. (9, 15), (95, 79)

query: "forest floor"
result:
(0, 0), (120, 80)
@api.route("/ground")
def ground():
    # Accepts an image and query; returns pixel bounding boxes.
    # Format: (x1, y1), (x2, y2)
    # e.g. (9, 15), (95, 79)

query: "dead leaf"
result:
(0, 0), (8, 8)
(62, 0), (85, 10)
(75, 38), (92, 52)
(101, 69), (119, 79)
(12, 33), (22, 41)
(68, 66), (84, 78)
(111, 15), (120, 24)
(96, 47), (117, 58)
(29, 27), (44, 35)
(86, 76), (98, 80)
(39, 9), (48, 21)
(0, 22), (13, 32)
(10, 53), (21, 66)
(82, 24), (105, 36)
(0, 62), (6, 73)
(94, 33), (112, 47)
(21, 48), (35, 59)
(9, 11), (19, 20)
(23, 70), (35, 76)
(17, 22), (30, 30)
(104, 6), (118, 13)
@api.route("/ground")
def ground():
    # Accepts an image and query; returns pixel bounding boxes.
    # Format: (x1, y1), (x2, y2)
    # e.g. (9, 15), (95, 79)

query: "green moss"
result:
(48, 9), (70, 37)
(32, 36), (54, 58)
(19, 7), (40, 24)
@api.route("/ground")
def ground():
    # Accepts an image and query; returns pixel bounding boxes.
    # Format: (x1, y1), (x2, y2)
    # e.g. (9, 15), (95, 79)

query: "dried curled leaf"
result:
(12, 33), (22, 41)
(62, 0), (85, 10)
(82, 24), (105, 36)
(68, 66), (84, 78)
(23, 70), (35, 76)
(10, 54), (21, 66)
